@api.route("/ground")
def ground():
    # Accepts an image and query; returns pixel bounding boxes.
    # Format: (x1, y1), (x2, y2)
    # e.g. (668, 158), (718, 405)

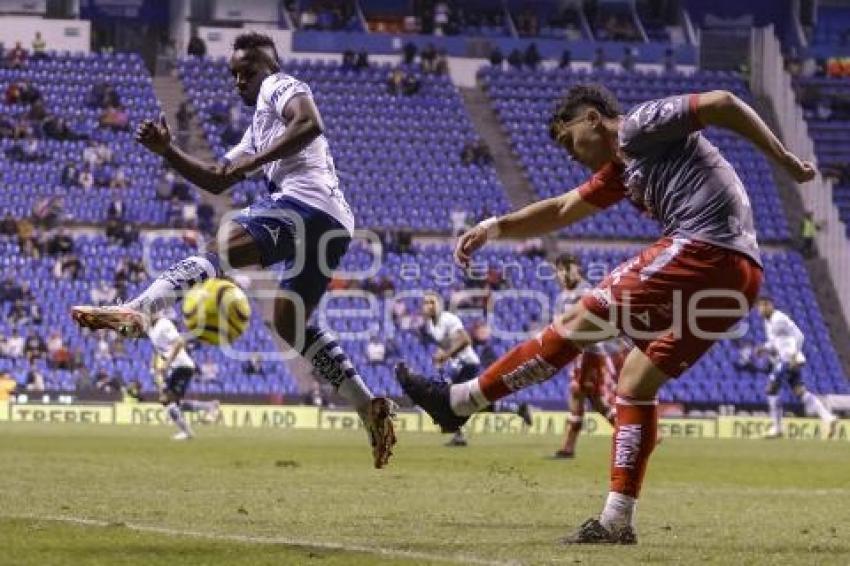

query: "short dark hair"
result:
(549, 83), (621, 140)
(554, 253), (578, 268)
(233, 32), (279, 63)
(757, 295), (774, 304)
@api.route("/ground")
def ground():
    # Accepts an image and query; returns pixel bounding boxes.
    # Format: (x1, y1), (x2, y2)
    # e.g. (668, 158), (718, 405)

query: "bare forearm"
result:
(697, 91), (788, 165)
(253, 119), (321, 167)
(496, 190), (598, 238)
(446, 334), (472, 359)
(161, 145), (235, 194)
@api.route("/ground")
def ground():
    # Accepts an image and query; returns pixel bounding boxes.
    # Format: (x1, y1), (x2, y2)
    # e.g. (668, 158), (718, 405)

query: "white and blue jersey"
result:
(227, 72), (352, 305)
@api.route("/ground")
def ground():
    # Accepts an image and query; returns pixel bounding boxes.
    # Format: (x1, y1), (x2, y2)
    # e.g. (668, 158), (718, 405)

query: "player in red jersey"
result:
(551, 253), (626, 459)
(397, 84), (815, 544)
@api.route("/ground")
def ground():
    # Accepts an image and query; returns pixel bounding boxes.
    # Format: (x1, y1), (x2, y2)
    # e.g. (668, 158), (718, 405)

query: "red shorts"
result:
(580, 237), (763, 378)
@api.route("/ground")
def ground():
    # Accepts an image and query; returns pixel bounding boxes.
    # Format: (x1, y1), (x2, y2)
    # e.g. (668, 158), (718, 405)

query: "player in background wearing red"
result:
(397, 84), (816, 544)
(551, 253), (626, 459)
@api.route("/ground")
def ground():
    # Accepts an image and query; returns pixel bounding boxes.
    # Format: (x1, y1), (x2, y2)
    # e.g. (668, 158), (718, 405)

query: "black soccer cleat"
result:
(517, 402), (533, 426)
(560, 518), (637, 545)
(395, 363), (469, 433)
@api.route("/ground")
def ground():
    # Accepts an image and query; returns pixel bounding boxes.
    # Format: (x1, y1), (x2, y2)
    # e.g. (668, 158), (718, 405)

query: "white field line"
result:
(8, 514), (521, 566)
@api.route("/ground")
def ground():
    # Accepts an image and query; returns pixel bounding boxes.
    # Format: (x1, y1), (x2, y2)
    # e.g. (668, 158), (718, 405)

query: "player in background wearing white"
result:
(419, 292), (532, 446)
(70, 32), (396, 467)
(552, 254), (626, 458)
(756, 296), (838, 439)
(148, 313), (219, 440)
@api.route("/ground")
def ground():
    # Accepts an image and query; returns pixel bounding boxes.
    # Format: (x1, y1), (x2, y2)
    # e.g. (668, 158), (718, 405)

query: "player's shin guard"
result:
(128, 252), (222, 314)
(301, 326), (373, 414)
(450, 325), (580, 416)
(602, 396), (658, 530)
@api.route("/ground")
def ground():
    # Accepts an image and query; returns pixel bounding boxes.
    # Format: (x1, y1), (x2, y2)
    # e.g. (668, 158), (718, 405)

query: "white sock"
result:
(449, 379), (489, 416)
(599, 491), (637, 531)
(767, 395), (782, 430)
(127, 253), (220, 314)
(801, 391), (835, 422)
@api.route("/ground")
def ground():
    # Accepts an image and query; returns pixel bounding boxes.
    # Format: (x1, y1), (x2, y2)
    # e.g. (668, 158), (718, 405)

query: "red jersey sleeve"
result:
(577, 162), (627, 210)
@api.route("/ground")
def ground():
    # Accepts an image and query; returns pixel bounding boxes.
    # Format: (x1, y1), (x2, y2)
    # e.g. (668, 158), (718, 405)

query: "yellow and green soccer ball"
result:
(182, 279), (251, 345)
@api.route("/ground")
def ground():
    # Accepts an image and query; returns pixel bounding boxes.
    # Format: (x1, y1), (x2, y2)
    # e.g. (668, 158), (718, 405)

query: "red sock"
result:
(478, 324), (580, 402)
(563, 414), (583, 452)
(609, 396), (658, 498)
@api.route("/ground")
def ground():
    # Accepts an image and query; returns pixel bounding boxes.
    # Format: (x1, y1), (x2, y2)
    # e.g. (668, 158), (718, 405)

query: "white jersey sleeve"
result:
(262, 74), (312, 117)
(223, 125), (256, 164)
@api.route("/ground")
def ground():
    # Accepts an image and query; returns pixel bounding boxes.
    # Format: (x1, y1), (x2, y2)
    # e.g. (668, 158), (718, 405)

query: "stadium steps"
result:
(460, 86), (539, 210)
(754, 96), (850, 380)
(152, 74), (231, 222)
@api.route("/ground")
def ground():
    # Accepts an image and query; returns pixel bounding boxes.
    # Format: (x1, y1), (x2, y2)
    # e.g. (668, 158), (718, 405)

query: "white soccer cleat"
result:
(172, 431), (193, 441)
(763, 424), (783, 439)
(200, 400), (221, 424)
(71, 305), (149, 338)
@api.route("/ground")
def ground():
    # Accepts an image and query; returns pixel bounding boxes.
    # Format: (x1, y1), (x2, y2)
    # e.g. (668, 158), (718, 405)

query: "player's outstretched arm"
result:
(135, 115), (242, 194)
(695, 90), (816, 184)
(454, 189), (598, 267)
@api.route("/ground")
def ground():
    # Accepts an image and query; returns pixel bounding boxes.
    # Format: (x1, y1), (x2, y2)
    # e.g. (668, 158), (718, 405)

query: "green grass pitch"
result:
(0, 423), (847, 565)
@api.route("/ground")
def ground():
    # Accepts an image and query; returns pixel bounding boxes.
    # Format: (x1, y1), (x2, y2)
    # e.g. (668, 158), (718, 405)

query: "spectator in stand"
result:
(508, 48), (523, 69)
(0, 277), (23, 305)
(46, 227), (73, 256)
(622, 46), (636, 72)
(94, 331), (112, 361)
(4, 328), (25, 359)
(387, 69), (405, 95)
(450, 208), (468, 236)
(53, 252), (83, 280)
(91, 280), (118, 306)
(300, 6), (318, 30)
(342, 49), (357, 70)
(95, 369), (123, 393)
(43, 115), (85, 141)
(242, 354), (265, 375)
(355, 50), (369, 70)
(187, 35), (207, 58)
(6, 42), (27, 69)
(27, 99), (47, 122)
(175, 100), (193, 149)
(434, 49), (449, 75)
(403, 42), (418, 65)
(800, 211), (822, 258)
(663, 47), (676, 74)
(99, 104), (129, 131)
(592, 46), (606, 70)
(25, 369), (45, 392)
(0, 214), (17, 236)
(31, 32), (47, 60)
(93, 165), (112, 187)
(559, 48), (572, 69)
(421, 43), (437, 73)
(489, 47), (504, 68)
(366, 336), (386, 366)
(110, 166), (128, 189)
(516, 7), (539, 37)
(24, 330), (46, 362)
(78, 166), (94, 190)
(0, 372), (16, 401)
(16, 218), (40, 259)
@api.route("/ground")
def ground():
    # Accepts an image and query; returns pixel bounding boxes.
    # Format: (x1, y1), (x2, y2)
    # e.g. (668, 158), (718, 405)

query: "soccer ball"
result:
(182, 279), (251, 345)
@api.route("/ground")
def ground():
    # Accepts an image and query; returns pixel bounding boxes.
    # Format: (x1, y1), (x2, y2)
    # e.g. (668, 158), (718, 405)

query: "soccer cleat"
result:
(71, 305), (149, 338)
(200, 400), (220, 424)
(517, 402), (533, 426)
(445, 433), (468, 447)
(553, 449), (575, 459)
(365, 397), (397, 469)
(763, 424), (783, 439)
(395, 363), (469, 433)
(172, 431), (193, 441)
(561, 518), (637, 545)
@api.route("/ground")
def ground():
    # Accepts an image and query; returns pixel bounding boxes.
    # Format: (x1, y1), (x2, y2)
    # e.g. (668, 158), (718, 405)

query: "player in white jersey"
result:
(70, 32), (395, 468)
(756, 297), (837, 439)
(552, 254), (629, 458)
(147, 314), (219, 440)
(419, 292), (531, 446)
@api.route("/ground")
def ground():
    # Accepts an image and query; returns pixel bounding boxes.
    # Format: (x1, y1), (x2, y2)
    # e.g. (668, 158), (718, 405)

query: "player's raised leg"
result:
(71, 222), (259, 337)
(397, 302), (615, 432)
